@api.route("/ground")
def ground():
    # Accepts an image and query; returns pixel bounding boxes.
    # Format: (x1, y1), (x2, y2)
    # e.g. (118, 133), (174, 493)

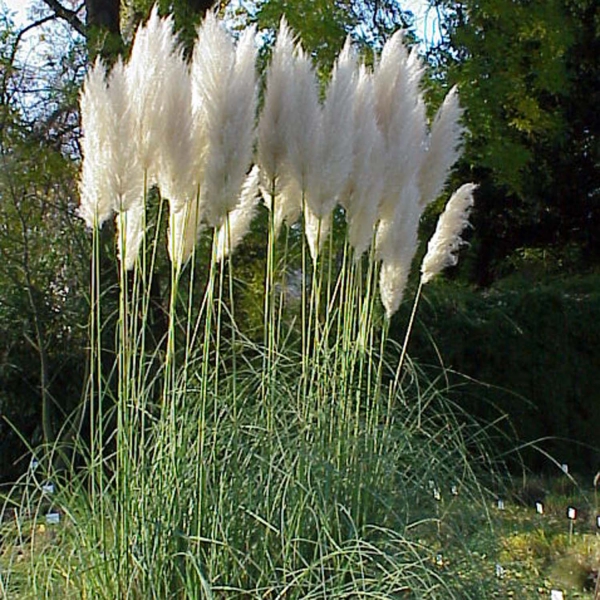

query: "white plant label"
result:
(46, 512), (60, 525)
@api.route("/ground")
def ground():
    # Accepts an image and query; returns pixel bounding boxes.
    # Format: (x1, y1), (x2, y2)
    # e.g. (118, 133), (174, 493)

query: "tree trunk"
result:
(85, 0), (123, 61)
(85, 0), (120, 34)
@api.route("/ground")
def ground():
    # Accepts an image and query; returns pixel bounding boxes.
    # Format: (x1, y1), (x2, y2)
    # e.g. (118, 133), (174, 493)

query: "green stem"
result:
(392, 280), (423, 400)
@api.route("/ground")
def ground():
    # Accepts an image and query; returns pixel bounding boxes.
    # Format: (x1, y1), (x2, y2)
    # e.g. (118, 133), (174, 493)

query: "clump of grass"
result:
(1, 9), (493, 599)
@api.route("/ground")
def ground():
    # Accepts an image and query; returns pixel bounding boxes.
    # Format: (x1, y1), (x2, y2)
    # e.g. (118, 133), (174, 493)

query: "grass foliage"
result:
(1, 14), (496, 598)
(0, 187), (504, 598)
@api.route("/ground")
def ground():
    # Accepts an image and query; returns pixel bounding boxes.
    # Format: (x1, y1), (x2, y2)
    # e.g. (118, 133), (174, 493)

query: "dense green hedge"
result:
(391, 273), (600, 474)
(3, 268), (599, 482)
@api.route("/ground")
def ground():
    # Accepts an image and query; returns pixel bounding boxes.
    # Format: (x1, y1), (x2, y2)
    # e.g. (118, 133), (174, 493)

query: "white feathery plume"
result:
(257, 18), (296, 185)
(281, 43), (322, 255)
(379, 260), (409, 320)
(78, 59), (114, 228)
(373, 31), (409, 135)
(341, 65), (385, 257)
(285, 44), (321, 198)
(107, 59), (145, 270)
(374, 33), (427, 221)
(168, 193), (204, 269)
(106, 59), (144, 213)
(192, 14), (258, 227)
(304, 205), (332, 263)
(371, 33), (431, 313)
(215, 166), (260, 261)
(155, 37), (195, 214)
(257, 19), (302, 233)
(259, 171), (302, 235)
(126, 7), (174, 179)
(190, 12), (231, 189)
(305, 36), (357, 220)
(419, 86), (465, 206)
(421, 183), (476, 284)
(377, 182), (422, 319)
(117, 203), (145, 271)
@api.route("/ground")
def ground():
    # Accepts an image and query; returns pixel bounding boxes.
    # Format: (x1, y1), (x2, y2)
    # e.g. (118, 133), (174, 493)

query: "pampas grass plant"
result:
(0, 10), (495, 599)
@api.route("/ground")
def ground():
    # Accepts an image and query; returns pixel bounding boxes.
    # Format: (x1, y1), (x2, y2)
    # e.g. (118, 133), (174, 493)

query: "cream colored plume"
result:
(257, 18), (296, 186)
(106, 59), (144, 213)
(421, 183), (476, 284)
(78, 59), (114, 228)
(168, 190), (204, 269)
(305, 37), (357, 220)
(108, 60), (145, 270)
(155, 35), (194, 214)
(117, 203), (145, 271)
(192, 14), (258, 227)
(341, 66), (385, 258)
(285, 44), (321, 197)
(79, 58), (142, 229)
(257, 19), (302, 232)
(419, 86), (465, 206)
(125, 8), (174, 179)
(374, 33), (427, 222)
(304, 206), (332, 263)
(377, 183), (422, 318)
(215, 166), (260, 262)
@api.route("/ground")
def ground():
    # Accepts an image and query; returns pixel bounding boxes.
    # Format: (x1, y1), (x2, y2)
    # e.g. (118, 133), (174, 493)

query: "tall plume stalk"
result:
(73, 9), (478, 596)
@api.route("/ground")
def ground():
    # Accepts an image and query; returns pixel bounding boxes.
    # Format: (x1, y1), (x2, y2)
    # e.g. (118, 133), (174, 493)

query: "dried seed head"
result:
(419, 86), (465, 206)
(421, 183), (477, 284)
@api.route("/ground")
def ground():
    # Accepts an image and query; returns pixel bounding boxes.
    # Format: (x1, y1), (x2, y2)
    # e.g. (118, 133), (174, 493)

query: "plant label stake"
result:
(550, 591), (564, 600)
(567, 506), (577, 543)
(46, 512), (60, 525)
(535, 501), (544, 515)
(497, 499), (505, 510)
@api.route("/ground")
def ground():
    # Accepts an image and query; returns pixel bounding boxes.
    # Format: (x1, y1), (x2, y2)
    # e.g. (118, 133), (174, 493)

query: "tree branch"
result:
(0, 15), (57, 140)
(40, 0), (87, 37)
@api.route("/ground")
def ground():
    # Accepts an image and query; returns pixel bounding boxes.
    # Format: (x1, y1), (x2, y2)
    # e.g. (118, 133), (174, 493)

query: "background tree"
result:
(1, 8), (89, 478)
(428, 0), (600, 284)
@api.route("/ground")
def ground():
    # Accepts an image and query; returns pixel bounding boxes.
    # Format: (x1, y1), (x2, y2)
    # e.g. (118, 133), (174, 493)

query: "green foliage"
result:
(123, 0), (217, 53)
(254, 0), (353, 71)
(0, 355), (497, 597)
(390, 274), (600, 473)
(246, 0), (418, 74)
(0, 16), (89, 479)
(429, 0), (600, 283)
